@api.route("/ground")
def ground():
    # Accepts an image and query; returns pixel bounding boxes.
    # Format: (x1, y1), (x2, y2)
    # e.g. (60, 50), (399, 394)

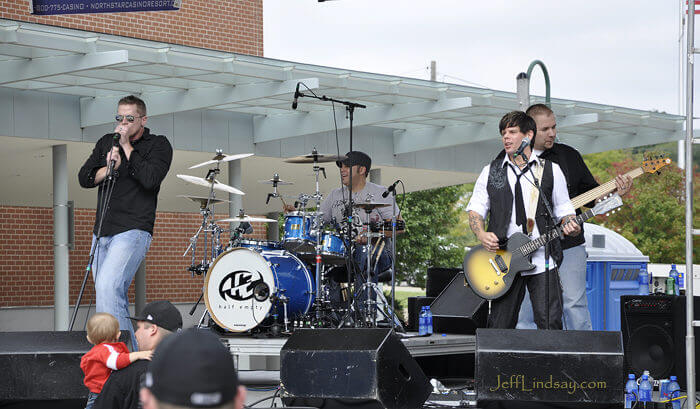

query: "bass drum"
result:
(204, 247), (314, 332)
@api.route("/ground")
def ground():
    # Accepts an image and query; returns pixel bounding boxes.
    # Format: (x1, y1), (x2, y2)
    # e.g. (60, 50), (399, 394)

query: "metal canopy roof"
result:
(0, 18), (685, 164)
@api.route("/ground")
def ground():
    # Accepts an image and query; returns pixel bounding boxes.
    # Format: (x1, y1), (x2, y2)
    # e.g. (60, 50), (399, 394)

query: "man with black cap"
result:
(94, 300), (183, 409)
(140, 328), (247, 409)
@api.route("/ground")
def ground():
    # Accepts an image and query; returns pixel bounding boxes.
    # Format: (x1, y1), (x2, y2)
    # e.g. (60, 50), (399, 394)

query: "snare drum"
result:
(204, 247), (314, 332)
(283, 211), (317, 253)
(319, 231), (346, 265)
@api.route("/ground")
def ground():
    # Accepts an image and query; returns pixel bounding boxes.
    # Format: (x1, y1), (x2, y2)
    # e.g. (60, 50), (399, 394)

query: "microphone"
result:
(513, 137), (530, 157)
(112, 133), (121, 146)
(382, 179), (400, 198)
(291, 82), (300, 110)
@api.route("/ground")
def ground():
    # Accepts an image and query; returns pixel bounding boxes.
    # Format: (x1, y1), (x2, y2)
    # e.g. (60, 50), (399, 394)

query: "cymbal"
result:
(176, 174), (245, 196)
(284, 152), (346, 164)
(353, 201), (390, 210)
(188, 152), (254, 169)
(178, 195), (230, 208)
(258, 176), (293, 185)
(217, 216), (278, 223)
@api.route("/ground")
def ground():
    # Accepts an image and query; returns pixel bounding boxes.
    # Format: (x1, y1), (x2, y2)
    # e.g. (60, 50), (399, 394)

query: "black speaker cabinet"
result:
(475, 329), (623, 405)
(0, 331), (130, 400)
(280, 328), (431, 409)
(406, 296), (435, 331)
(620, 295), (700, 390)
(426, 267), (462, 297)
(430, 273), (487, 334)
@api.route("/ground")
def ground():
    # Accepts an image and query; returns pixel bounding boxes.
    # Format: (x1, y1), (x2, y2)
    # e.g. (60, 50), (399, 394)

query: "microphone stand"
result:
(295, 89), (366, 325)
(520, 151), (562, 330)
(69, 139), (120, 331)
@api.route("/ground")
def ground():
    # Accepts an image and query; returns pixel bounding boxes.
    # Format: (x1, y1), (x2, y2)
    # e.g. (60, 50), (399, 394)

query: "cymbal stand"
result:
(309, 153), (330, 322)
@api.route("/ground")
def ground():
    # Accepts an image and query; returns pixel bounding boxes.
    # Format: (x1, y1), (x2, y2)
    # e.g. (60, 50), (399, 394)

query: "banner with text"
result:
(30, 0), (181, 15)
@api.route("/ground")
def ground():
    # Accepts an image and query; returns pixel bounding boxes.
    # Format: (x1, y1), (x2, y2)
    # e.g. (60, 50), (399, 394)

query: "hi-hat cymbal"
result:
(188, 152), (254, 169)
(284, 152), (346, 164)
(176, 174), (245, 195)
(353, 201), (390, 210)
(217, 216), (277, 223)
(177, 195), (230, 208)
(259, 177), (293, 185)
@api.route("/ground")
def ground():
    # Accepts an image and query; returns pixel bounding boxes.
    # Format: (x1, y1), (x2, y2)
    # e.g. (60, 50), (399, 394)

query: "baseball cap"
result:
(127, 300), (183, 332)
(143, 328), (239, 407)
(336, 151), (371, 172)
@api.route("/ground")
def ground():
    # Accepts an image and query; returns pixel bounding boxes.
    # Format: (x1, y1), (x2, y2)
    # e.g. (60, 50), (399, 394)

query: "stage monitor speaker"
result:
(406, 296), (435, 331)
(620, 295), (700, 390)
(0, 331), (131, 400)
(475, 329), (623, 405)
(430, 273), (487, 334)
(280, 328), (431, 409)
(426, 267), (462, 297)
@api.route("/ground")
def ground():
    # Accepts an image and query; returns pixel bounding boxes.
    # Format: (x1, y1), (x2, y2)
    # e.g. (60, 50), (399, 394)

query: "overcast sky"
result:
(263, 0), (687, 115)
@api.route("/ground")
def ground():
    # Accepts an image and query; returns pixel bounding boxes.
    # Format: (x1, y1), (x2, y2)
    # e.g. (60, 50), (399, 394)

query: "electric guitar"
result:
(463, 194), (623, 300)
(570, 156), (671, 209)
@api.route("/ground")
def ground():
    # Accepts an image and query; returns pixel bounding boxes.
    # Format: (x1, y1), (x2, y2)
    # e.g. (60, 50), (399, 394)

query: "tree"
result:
(395, 184), (470, 287)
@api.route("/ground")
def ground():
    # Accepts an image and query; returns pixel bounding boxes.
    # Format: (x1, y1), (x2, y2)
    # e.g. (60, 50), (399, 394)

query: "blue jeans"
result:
(516, 245), (592, 330)
(85, 391), (98, 409)
(91, 229), (152, 350)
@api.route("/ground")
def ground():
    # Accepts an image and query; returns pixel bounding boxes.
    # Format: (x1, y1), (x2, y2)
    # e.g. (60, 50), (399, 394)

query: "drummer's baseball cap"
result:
(127, 300), (182, 332)
(143, 328), (239, 407)
(336, 151), (371, 172)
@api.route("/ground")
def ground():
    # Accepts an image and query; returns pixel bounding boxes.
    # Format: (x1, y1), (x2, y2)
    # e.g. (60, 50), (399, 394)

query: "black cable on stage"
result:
(244, 385), (280, 408)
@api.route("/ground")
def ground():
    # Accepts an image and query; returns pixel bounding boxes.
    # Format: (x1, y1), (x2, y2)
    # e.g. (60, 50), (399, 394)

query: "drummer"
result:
(285, 150), (402, 279)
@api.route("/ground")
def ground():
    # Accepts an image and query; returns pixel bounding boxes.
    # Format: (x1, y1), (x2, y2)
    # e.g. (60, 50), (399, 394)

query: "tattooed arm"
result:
(468, 210), (500, 252)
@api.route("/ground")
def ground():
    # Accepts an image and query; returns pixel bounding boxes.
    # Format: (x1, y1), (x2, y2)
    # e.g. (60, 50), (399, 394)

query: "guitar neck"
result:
(570, 167), (643, 209)
(520, 209), (594, 256)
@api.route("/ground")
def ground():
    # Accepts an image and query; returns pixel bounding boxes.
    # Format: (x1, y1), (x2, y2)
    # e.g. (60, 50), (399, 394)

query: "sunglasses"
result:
(115, 114), (144, 123)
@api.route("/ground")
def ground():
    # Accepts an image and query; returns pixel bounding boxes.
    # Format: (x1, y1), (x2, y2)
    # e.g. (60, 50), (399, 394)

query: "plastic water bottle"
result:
(678, 271), (685, 294)
(669, 265), (680, 296)
(624, 374), (638, 408)
(638, 266), (650, 295)
(425, 306), (433, 335)
(668, 375), (681, 409)
(639, 374), (652, 403)
(419, 307), (428, 335)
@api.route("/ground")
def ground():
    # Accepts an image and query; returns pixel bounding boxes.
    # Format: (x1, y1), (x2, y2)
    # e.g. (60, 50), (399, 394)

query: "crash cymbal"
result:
(284, 152), (346, 164)
(176, 174), (245, 195)
(188, 152), (254, 169)
(353, 201), (390, 210)
(216, 216), (278, 223)
(177, 195), (230, 208)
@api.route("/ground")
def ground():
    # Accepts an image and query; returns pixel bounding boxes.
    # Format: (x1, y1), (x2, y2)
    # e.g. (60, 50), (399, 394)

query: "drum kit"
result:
(177, 148), (405, 336)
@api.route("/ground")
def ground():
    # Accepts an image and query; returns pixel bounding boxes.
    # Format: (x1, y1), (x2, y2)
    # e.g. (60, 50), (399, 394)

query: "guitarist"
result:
(466, 111), (581, 329)
(515, 104), (633, 331)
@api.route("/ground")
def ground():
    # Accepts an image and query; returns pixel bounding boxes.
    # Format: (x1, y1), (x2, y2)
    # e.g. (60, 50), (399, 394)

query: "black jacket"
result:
(93, 359), (148, 409)
(78, 128), (173, 236)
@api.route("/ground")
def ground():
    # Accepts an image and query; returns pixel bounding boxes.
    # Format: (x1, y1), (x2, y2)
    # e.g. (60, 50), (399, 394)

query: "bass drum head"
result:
(204, 247), (276, 332)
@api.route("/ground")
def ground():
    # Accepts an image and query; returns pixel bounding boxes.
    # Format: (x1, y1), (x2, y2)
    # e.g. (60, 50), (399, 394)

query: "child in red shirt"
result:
(80, 312), (152, 409)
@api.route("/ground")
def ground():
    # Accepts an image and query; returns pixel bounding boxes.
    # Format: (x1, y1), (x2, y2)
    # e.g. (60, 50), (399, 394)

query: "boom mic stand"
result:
(294, 86), (366, 324)
(69, 139), (120, 331)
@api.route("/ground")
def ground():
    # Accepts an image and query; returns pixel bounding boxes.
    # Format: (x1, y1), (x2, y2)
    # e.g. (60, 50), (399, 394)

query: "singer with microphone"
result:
(78, 95), (173, 349)
(465, 111), (580, 329)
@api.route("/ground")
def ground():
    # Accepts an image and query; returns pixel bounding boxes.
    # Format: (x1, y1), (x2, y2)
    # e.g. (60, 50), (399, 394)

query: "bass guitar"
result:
(463, 194), (623, 300)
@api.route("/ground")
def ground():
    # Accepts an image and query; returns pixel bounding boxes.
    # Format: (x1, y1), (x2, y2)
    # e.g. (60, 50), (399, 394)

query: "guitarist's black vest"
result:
(485, 157), (563, 267)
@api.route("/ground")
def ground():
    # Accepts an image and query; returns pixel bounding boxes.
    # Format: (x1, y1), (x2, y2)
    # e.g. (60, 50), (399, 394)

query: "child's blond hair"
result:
(86, 313), (120, 344)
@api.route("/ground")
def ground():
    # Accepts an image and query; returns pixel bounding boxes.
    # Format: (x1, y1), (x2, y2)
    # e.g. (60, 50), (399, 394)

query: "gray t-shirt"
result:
(319, 181), (398, 231)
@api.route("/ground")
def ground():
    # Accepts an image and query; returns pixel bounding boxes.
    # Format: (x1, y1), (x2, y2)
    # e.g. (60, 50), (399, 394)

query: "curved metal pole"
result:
(526, 60), (551, 107)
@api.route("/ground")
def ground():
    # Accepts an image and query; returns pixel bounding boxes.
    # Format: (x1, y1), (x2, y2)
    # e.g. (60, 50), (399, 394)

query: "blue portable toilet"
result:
(583, 223), (649, 331)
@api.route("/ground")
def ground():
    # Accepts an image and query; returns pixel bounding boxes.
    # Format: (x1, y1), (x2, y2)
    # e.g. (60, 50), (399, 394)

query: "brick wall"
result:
(0, 0), (263, 56)
(0, 205), (270, 307)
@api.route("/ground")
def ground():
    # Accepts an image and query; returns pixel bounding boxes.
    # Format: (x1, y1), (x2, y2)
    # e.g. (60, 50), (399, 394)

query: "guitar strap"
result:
(526, 158), (545, 234)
